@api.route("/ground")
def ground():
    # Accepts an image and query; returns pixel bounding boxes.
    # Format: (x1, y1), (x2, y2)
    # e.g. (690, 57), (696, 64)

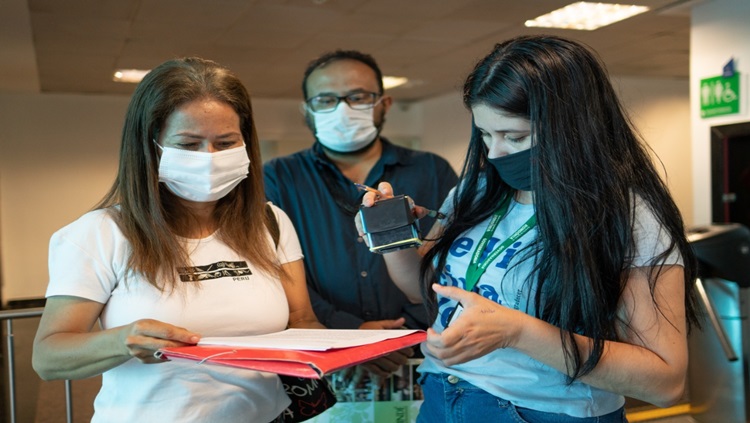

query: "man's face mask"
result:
(310, 100), (381, 153)
(156, 144), (250, 202)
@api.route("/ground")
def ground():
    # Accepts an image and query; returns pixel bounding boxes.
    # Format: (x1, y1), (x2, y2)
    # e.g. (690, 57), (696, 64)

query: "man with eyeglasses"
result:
(263, 50), (457, 382)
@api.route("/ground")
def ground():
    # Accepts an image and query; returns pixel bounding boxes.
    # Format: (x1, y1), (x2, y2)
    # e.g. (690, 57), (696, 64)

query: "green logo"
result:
(700, 73), (740, 118)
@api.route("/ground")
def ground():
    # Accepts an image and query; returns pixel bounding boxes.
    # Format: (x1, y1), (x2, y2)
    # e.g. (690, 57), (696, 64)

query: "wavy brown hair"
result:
(96, 57), (279, 290)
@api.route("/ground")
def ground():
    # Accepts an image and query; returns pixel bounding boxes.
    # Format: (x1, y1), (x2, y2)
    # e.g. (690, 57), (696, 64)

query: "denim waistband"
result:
(417, 372), (627, 423)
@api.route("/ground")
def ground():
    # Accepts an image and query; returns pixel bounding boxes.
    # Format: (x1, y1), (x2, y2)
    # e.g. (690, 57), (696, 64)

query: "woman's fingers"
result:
(376, 182), (394, 197)
(123, 319), (201, 362)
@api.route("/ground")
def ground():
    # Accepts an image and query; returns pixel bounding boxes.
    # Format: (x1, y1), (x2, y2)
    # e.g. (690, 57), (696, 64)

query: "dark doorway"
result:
(711, 121), (750, 227)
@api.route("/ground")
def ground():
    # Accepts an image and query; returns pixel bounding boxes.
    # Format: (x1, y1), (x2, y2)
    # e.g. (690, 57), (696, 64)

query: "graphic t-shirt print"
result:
(177, 261), (252, 282)
(436, 235), (526, 327)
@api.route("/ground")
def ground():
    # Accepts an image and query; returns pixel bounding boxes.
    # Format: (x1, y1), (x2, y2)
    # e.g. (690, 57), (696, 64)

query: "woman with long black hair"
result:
(359, 35), (700, 422)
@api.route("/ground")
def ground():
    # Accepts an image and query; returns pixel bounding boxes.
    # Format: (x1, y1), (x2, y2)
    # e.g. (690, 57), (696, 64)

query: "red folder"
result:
(158, 331), (426, 379)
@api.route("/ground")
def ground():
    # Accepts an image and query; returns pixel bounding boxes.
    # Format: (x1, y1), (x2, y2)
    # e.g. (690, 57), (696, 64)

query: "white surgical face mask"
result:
(313, 103), (378, 153)
(156, 144), (250, 202)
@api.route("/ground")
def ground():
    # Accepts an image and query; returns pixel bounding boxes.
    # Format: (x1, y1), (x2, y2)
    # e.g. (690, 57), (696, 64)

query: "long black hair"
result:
(420, 35), (700, 380)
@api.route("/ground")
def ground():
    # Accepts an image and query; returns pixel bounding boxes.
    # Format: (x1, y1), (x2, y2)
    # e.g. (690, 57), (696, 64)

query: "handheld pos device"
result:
(359, 195), (422, 254)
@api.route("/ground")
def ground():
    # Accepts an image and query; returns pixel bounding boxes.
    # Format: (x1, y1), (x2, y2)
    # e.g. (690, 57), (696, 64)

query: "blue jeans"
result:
(416, 373), (627, 423)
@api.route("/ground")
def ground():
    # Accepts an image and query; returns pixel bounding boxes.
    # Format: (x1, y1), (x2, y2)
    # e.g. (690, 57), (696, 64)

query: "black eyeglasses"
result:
(305, 91), (381, 113)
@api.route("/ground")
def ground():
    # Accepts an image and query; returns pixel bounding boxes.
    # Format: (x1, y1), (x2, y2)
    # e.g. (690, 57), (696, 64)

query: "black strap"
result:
(317, 163), (362, 216)
(316, 159), (395, 217)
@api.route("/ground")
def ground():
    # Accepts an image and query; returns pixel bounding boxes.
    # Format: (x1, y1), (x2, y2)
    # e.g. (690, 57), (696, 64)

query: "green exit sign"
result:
(700, 73), (740, 118)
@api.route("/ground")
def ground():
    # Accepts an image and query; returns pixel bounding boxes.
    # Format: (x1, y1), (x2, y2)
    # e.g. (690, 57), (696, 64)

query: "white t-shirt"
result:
(419, 187), (682, 418)
(45, 204), (303, 423)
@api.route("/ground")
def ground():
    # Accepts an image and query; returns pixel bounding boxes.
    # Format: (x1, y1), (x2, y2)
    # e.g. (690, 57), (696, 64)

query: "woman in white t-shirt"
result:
(32, 57), (325, 423)
(358, 35), (700, 422)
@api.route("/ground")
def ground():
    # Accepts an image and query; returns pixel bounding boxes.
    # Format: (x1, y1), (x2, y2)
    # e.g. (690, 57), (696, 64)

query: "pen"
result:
(354, 183), (446, 220)
(353, 182), (382, 197)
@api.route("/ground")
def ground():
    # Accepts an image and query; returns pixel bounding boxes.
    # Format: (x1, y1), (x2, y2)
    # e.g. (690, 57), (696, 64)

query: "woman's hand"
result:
(119, 319), (201, 363)
(33, 296), (201, 380)
(429, 266), (692, 407)
(355, 182), (394, 242)
(425, 284), (527, 366)
(361, 182), (434, 218)
(361, 181), (395, 207)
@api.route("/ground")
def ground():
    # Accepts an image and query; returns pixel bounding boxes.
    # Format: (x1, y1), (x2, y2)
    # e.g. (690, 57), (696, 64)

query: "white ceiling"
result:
(2, 0), (700, 102)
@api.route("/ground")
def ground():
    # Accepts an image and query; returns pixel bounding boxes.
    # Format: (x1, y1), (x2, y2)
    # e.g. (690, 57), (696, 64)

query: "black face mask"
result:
(487, 148), (533, 191)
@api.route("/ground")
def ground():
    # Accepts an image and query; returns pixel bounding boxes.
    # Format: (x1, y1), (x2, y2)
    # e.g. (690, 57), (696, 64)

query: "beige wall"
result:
(0, 94), (126, 303)
(419, 92), (472, 172)
(615, 77), (693, 225)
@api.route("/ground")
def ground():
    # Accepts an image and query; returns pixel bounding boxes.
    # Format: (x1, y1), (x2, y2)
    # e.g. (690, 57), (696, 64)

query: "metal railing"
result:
(1, 307), (73, 423)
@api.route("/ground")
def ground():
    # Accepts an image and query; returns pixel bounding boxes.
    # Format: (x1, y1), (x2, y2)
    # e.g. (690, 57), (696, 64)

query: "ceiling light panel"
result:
(113, 69), (150, 83)
(525, 2), (650, 31)
(383, 76), (409, 90)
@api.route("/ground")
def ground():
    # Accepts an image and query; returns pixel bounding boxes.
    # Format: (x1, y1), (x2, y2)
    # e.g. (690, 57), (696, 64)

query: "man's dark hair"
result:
(302, 50), (384, 99)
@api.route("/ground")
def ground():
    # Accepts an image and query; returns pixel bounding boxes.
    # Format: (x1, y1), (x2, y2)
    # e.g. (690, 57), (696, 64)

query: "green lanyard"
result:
(464, 197), (537, 292)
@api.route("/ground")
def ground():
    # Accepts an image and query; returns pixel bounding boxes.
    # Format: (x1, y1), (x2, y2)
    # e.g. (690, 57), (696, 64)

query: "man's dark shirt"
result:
(263, 139), (458, 330)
